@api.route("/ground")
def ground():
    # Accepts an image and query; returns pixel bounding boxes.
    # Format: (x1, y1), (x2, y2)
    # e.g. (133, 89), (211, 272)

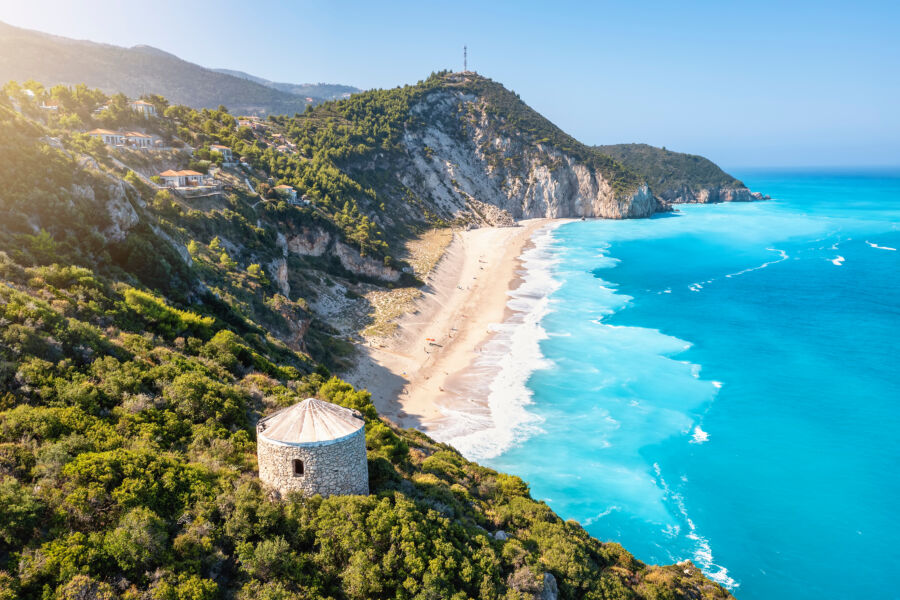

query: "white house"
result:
(159, 169), (206, 187)
(87, 129), (125, 146)
(125, 131), (154, 149)
(237, 117), (266, 131)
(274, 184), (298, 203)
(129, 99), (157, 117)
(210, 144), (233, 162)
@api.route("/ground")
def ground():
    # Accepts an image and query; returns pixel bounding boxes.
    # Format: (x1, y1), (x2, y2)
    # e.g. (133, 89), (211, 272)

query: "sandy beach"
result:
(347, 219), (558, 431)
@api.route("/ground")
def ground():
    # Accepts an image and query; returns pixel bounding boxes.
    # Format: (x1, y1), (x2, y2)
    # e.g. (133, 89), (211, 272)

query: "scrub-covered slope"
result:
(260, 71), (657, 232)
(0, 85), (734, 599)
(595, 143), (764, 204)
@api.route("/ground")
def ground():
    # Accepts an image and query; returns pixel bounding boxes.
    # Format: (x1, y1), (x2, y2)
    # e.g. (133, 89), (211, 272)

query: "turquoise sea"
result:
(447, 170), (900, 598)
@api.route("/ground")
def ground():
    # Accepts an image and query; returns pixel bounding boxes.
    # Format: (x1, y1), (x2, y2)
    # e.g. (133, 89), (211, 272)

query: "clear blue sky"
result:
(2, 0), (898, 167)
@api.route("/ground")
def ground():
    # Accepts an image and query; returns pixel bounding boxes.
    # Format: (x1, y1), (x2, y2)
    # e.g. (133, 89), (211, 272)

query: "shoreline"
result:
(345, 218), (567, 435)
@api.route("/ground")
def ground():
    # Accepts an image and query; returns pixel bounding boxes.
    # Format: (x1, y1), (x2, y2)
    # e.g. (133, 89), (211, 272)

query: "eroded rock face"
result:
(281, 227), (401, 282)
(657, 185), (764, 204)
(335, 242), (401, 282)
(105, 182), (139, 240)
(286, 228), (330, 256)
(395, 90), (661, 223)
(151, 224), (192, 267)
(269, 257), (290, 296)
(70, 179), (140, 242)
(541, 573), (558, 600)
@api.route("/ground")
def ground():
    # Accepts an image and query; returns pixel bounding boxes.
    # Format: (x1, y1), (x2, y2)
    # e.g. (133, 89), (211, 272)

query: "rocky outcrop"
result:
(285, 228), (330, 257)
(657, 185), (765, 205)
(269, 257), (290, 296)
(394, 90), (660, 223)
(281, 227), (401, 283)
(335, 242), (400, 282)
(70, 179), (139, 242)
(151, 225), (192, 267)
(541, 573), (558, 600)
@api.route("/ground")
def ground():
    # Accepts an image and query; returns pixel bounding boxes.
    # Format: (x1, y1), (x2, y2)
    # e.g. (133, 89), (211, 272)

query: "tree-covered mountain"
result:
(0, 81), (735, 599)
(594, 144), (764, 205)
(0, 21), (351, 116)
(180, 70), (661, 244)
(213, 69), (360, 101)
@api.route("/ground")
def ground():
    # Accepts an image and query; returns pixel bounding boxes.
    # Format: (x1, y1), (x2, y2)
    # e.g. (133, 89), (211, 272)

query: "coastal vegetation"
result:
(0, 79), (733, 599)
(593, 144), (745, 196)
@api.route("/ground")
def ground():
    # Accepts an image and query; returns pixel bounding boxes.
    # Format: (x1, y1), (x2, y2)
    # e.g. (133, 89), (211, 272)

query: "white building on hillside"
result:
(210, 144), (233, 162)
(274, 184), (298, 203)
(159, 169), (206, 187)
(87, 129), (125, 146)
(129, 99), (157, 117)
(125, 131), (153, 149)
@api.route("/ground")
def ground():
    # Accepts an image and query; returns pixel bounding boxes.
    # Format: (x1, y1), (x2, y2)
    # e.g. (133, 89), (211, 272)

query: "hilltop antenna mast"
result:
(464, 45), (467, 72)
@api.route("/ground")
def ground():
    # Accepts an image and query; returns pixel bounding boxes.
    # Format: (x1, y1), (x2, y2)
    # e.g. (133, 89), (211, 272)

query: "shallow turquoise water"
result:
(482, 170), (900, 598)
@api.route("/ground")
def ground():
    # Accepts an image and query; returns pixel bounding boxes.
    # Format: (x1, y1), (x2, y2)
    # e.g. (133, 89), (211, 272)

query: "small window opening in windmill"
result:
(292, 459), (304, 476)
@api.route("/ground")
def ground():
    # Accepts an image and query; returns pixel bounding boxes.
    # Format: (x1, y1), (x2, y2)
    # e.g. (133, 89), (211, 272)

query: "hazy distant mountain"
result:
(0, 21), (357, 115)
(213, 68), (360, 100)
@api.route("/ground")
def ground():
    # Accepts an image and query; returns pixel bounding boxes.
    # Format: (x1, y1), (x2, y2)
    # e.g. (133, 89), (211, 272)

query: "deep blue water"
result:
(484, 170), (900, 598)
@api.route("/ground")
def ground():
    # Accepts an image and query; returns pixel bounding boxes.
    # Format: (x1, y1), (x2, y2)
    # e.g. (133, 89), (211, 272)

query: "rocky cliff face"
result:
(278, 227), (401, 282)
(592, 142), (765, 209)
(391, 90), (660, 224)
(657, 184), (765, 205)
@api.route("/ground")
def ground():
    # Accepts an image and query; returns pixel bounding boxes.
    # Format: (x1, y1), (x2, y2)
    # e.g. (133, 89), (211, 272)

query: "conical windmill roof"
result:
(258, 398), (364, 446)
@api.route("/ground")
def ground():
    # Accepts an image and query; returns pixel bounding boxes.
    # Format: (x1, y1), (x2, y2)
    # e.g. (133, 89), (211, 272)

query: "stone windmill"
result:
(256, 398), (369, 497)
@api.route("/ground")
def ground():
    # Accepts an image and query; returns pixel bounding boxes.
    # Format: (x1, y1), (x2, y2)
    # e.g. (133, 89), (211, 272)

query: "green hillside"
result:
(594, 144), (745, 194)
(0, 82), (734, 599)
(0, 21), (314, 116)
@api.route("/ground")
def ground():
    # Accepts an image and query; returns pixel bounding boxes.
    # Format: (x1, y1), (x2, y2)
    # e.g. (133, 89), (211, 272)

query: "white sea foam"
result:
(688, 248), (789, 293)
(724, 248), (789, 279)
(690, 426), (709, 444)
(866, 240), (897, 251)
(440, 223), (564, 460)
(653, 463), (738, 589)
(582, 505), (620, 526)
(712, 380), (723, 389)
(830, 255), (845, 266)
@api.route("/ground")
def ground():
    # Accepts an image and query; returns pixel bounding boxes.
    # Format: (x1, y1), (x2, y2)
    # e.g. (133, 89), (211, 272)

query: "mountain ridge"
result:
(212, 68), (361, 100)
(0, 21), (356, 115)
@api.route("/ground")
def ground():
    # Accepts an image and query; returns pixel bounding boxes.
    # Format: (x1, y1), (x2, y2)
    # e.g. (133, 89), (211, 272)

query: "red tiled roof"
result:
(125, 131), (151, 138)
(159, 170), (205, 177)
(87, 128), (119, 136)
